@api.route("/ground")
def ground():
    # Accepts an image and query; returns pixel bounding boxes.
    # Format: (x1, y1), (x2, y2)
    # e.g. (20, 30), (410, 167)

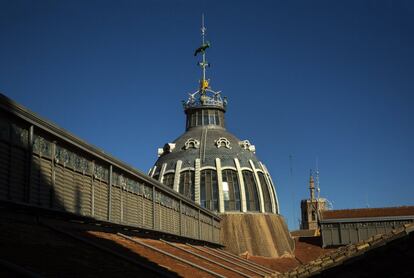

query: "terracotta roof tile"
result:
(280, 223), (414, 277)
(321, 206), (414, 220)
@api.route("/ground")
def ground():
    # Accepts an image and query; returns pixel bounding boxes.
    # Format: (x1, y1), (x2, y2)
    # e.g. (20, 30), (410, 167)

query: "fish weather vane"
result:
(183, 14), (226, 110)
(194, 14), (211, 93)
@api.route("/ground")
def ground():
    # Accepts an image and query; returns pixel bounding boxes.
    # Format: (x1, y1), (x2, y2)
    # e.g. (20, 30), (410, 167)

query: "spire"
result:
(195, 14), (210, 93)
(183, 15), (227, 112)
(309, 170), (315, 201)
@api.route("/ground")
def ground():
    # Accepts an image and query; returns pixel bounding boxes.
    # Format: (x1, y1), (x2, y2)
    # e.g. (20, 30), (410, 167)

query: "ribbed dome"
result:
(149, 20), (279, 215)
(149, 93), (279, 214)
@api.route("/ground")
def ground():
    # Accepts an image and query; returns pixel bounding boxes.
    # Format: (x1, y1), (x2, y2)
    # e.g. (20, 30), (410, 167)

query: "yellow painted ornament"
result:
(201, 79), (209, 90)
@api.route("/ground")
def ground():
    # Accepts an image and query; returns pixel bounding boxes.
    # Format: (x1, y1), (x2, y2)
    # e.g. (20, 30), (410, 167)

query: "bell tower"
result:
(301, 171), (327, 230)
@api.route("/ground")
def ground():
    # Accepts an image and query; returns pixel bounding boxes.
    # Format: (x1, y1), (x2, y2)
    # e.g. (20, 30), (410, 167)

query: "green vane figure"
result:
(194, 41), (210, 56)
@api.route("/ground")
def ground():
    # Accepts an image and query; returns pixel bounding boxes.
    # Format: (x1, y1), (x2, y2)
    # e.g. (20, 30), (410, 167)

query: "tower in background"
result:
(300, 171), (328, 230)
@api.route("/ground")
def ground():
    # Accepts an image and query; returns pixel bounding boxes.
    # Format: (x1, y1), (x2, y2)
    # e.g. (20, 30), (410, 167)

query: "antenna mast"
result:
(314, 158), (322, 231)
(315, 157), (320, 201)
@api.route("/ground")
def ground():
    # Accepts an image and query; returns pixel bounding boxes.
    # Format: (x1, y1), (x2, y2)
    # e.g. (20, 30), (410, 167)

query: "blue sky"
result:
(1, 0), (413, 229)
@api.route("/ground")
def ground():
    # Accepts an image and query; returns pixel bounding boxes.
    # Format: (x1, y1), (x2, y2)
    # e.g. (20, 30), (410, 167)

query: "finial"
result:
(194, 14), (210, 93)
(183, 15), (226, 111)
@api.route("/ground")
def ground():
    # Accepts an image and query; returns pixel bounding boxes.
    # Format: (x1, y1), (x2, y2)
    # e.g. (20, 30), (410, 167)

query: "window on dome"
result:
(222, 169), (241, 211)
(242, 170), (259, 211)
(203, 110), (209, 125)
(258, 172), (272, 212)
(200, 169), (218, 211)
(162, 173), (174, 189)
(179, 170), (195, 201)
(215, 110), (220, 126)
(197, 111), (202, 126)
(209, 111), (216, 125)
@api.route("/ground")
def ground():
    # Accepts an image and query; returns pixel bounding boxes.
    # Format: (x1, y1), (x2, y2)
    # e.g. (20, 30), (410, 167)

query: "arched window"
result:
(162, 173), (174, 189)
(179, 170), (195, 201)
(200, 169), (218, 211)
(257, 172), (272, 212)
(222, 169), (241, 211)
(242, 170), (259, 211)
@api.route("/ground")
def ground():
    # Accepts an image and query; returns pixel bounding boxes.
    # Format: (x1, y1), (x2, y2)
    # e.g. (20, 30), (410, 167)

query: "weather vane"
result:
(183, 14), (226, 110)
(194, 14), (211, 94)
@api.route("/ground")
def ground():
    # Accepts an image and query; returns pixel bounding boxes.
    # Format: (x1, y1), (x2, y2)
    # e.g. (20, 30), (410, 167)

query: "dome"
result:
(149, 20), (279, 215)
(149, 91), (280, 214)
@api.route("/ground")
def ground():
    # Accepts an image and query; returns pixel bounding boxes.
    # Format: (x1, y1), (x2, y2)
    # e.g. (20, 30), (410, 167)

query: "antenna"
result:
(289, 154), (296, 229)
(315, 157), (320, 201)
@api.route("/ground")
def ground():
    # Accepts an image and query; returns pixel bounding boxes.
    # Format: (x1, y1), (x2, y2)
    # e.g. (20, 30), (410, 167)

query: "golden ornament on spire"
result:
(201, 79), (209, 90)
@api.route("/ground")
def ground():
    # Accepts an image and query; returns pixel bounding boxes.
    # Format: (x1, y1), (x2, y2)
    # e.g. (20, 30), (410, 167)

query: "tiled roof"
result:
(321, 206), (414, 220)
(280, 223), (414, 277)
(154, 126), (262, 171)
(290, 229), (318, 238)
(2, 208), (279, 278)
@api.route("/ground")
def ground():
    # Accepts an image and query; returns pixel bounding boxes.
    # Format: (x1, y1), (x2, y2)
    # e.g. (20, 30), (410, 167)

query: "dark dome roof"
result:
(154, 126), (261, 173)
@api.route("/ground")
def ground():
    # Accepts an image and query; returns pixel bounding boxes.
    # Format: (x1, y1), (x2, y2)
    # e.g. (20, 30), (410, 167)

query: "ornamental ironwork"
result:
(155, 190), (178, 210)
(94, 164), (108, 181)
(55, 145), (91, 174)
(126, 178), (141, 194)
(11, 124), (28, 147)
(182, 204), (198, 218)
(142, 184), (153, 200)
(33, 135), (52, 157)
(74, 154), (90, 174)
(183, 90), (227, 111)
